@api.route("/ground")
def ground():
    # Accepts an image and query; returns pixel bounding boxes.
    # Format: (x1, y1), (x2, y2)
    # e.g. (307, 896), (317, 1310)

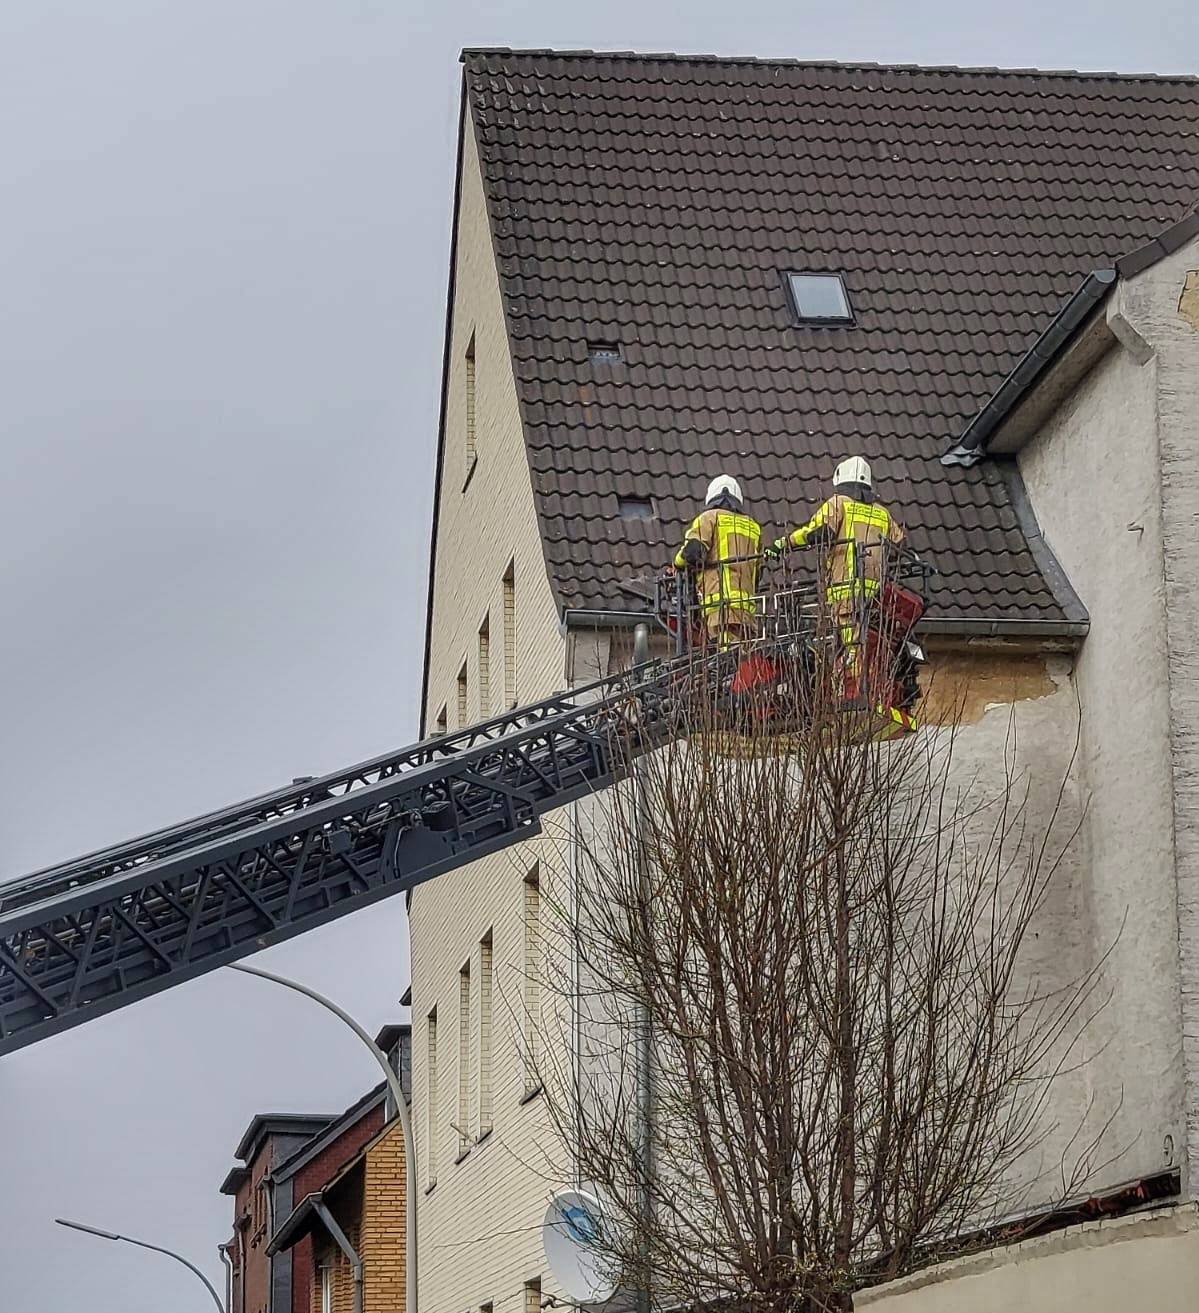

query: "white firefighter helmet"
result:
(832, 456), (872, 489)
(705, 474), (743, 505)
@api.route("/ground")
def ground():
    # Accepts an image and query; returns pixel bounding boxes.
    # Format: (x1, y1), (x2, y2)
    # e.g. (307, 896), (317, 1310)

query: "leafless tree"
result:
(527, 587), (1110, 1313)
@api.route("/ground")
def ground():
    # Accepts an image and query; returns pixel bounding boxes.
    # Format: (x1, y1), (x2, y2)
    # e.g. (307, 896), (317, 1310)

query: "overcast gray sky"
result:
(1, 1), (1195, 1308)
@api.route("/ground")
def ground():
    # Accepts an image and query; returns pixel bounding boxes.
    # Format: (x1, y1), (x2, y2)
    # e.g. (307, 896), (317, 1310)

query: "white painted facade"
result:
(861, 231), (1199, 1304)
(1016, 288), (1183, 1194)
(860, 1207), (1199, 1311)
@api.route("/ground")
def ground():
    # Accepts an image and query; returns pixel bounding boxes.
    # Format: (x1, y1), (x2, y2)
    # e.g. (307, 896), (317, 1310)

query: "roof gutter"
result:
(563, 608), (1087, 641)
(941, 268), (1117, 467)
(921, 616), (1089, 640)
(561, 607), (658, 632)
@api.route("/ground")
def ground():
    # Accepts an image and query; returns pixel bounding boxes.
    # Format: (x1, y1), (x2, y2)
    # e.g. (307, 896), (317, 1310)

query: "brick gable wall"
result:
(289, 1102), (386, 1313)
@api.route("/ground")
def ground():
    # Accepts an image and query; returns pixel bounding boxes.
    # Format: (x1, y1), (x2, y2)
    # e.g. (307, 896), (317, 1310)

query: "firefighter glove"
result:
(679, 538), (706, 570)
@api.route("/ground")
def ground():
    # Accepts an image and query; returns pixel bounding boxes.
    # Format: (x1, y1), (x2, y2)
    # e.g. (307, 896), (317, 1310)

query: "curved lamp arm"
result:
(227, 962), (417, 1313)
(56, 1218), (225, 1311)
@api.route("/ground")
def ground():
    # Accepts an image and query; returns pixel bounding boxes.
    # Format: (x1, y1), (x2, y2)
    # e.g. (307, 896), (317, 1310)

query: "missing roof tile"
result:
(618, 495), (655, 520)
(588, 340), (623, 362)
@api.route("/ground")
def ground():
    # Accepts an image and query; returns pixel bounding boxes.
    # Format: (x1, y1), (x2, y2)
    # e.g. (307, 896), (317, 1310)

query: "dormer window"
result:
(785, 272), (853, 324)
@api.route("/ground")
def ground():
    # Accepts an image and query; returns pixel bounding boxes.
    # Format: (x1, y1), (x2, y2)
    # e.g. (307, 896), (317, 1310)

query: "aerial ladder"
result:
(0, 549), (930, 1056)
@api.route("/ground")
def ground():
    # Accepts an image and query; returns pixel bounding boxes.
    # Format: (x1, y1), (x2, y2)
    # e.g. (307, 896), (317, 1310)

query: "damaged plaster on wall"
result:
(1180, 271), (1199, 332)
(919, 649), (1064, 726)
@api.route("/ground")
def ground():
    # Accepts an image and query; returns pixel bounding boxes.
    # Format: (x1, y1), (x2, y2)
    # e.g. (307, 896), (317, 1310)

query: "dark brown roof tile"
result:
(463, 49), (1199, 626)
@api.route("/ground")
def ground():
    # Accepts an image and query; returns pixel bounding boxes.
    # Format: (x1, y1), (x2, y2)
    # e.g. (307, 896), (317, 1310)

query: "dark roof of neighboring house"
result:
(233, 1113), (336, 1165)
(269, 1120), (398, 1256)
(458, 48), (1199, 632)
(219, 1165), (250, 1197)
(270, 1027), (410, 1185)
(374, 1022), (410, 1052)
(272, 1083), (386, 1184)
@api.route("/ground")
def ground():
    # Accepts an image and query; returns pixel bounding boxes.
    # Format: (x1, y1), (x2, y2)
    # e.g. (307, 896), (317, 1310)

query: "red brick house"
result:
(220, 1025), (410, 1313)
(222, 1114), (335, 1313)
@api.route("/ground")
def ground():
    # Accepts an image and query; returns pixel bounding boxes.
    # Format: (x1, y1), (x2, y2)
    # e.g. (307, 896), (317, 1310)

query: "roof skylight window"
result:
(786, 272), (853, 324)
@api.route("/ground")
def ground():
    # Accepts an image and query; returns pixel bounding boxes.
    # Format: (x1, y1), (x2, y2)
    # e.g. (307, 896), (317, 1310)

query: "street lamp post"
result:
(227, 962), (417, 1313)
(55, 1218), (225, 1311)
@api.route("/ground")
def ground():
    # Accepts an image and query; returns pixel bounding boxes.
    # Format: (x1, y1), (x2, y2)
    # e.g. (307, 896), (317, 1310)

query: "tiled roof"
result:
(462, 49), (1199, 630)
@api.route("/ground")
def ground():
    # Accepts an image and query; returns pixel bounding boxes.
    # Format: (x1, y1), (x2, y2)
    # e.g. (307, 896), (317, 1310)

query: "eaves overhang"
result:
(234, 1113), (336, 1165)
(920, 616), (1088, 640)
(374, 1021), (410, 1052)
(220, 1165), (249, 1196)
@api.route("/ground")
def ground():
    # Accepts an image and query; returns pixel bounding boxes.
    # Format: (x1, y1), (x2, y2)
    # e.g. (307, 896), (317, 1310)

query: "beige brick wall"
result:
(307, 1127), (406, 1312)
(362, 1123), (407, 1310)
(413, 108), (569, 1313)
(422, 111), (564, 736)
(313, 1208), (361, 1313)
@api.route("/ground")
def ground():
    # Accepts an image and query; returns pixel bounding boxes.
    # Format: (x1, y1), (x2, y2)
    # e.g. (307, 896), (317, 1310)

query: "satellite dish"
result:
(542, 1189), (619, 1304)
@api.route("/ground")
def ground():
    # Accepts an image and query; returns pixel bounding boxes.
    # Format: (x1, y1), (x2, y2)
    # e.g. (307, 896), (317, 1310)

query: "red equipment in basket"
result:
(850, 580), (925, 686)
(729, 650), (779, 696)
(652, 546), (933, 739)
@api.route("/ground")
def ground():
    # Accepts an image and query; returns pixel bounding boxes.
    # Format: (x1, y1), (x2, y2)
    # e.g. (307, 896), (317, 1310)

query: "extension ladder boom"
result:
(0, 657), (682, 1056)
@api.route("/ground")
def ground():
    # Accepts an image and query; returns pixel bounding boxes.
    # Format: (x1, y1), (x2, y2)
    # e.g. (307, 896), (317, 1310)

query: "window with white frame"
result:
(502, 560), (516, 708)
(523, 866), (541, 1093)
(426, 1008), (438, 1188)
(479, 929), (494, 1138)
(458, 959), (472, 1157)
(464, 331), (477, 475)
(478, 616), (491, 719)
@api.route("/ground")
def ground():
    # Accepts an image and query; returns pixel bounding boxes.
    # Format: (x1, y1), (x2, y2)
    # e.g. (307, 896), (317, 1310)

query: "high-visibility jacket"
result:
(674, 508), (762, 622)
(786, 494), (904, 599)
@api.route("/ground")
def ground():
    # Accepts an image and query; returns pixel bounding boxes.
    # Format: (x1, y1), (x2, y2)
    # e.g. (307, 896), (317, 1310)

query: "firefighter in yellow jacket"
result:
(766, 456), (904, 672)
(674, 474), (762, 648)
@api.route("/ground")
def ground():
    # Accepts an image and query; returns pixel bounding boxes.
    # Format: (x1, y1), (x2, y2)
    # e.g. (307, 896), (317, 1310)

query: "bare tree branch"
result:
(523, 589), (1109, 1313)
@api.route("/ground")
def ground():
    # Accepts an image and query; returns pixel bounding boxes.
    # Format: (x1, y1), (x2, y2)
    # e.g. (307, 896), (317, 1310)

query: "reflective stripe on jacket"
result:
(787, 495), (904, 596)
(674, 508), (762, 616)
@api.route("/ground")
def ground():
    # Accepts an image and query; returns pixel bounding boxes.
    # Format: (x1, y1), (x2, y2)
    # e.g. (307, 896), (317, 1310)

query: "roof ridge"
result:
(460, 46), (1199, 84)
